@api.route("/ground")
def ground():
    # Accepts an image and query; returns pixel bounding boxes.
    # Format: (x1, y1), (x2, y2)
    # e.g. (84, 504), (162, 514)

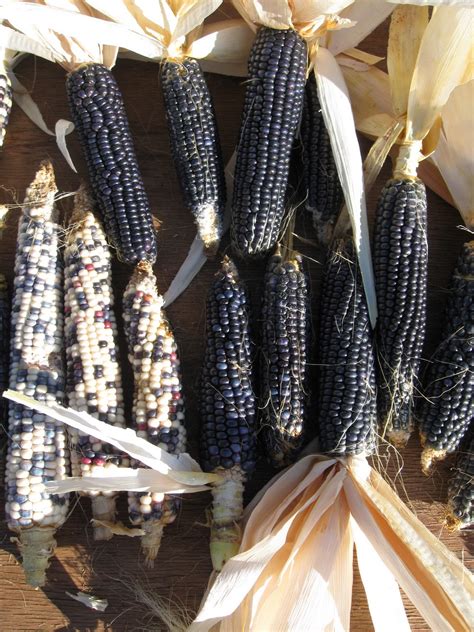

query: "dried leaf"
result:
(187, 18), (253, 63)
(91, 520), (145, 537)
(66, 591), (108, 612)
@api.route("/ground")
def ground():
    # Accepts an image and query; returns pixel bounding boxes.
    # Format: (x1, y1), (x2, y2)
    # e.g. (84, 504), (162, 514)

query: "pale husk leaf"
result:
(187, 18), (253, 62)
(55, 118), (77, 172)
(327, 0), (394, 57)
(313, 46), (377, 325)
(432, 80), (474, 228)
(406, 6), (474, 142)
(388, 0), (472, 5)
(0, 24), (55, 61)
(387, 5), (428, 118)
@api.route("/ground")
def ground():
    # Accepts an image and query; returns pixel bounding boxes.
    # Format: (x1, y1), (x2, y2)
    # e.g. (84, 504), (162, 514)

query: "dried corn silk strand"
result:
(123, 262), (185, 565)
(5, 162), (69, 587)
(64, 187), (128, 540)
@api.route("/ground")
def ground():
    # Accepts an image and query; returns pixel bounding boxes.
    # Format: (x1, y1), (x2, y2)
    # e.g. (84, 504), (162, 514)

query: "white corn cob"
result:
(0, 69), (12, 147)
(5, 162), (69, 587)
(63, 186), (128, 541)
(123, 262), (186, 565)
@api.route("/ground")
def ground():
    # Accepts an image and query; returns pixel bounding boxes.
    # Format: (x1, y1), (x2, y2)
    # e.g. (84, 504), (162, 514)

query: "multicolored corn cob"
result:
(199, 258), (257, 570)
(373, 178), (428, 447)
(231, 27), (307, 258)
(66, 64), (157, 266)
(123, 262), (186, 565)
(5, 162), (69, 587)
(0, 70), (12, 148)
(63, 186), (128, 540)
(301, 74), (343, 244)
(420, 240), (474, 472)
(161, 57), (226, 255)
(0, 274), (9, 423)
(260, 246), (309, 466)
(446, 432), (473, 530)
(318, 236), (377, 455)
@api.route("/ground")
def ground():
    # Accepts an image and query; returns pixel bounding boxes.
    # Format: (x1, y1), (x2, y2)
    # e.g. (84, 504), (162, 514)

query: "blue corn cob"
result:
(0, 71), (12, 147)
(446, 432), (473, 530)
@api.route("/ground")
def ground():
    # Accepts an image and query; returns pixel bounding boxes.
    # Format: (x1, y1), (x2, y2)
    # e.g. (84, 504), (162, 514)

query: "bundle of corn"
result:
(190, 234), (474, 631)
(260, 244), (309, 467)
(0, 1), (160, 265)
(446, 433), (473, 530)
(123, 262), (186, 565)
(5, 162), (69, 587)
(81, 1), (254, 256)
(63, 186), (128, 540)
(418, 79), (474, 473)
(301, 74), (343, 244)
(199, 257), (257, 570)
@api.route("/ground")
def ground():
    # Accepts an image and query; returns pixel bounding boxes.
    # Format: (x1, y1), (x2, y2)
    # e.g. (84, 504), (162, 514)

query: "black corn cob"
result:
(318, 237), (377, 456)
(373, 178), (428, 447)
(0, 71), (13, 147)
(231, 27), (307, 258)
(446, 432), (474, 530)
(260, 247), (309, 466)
(0, 274), (9, 423)
(301, 74), (343, 244)
(66, 64), (157, 266)
(420, 241), (474, 472)
(199, 257), (257, 570)
(161, 58), (226, 255)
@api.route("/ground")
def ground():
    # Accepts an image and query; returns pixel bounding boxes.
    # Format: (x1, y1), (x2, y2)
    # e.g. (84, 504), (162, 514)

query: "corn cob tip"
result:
(71, 184), (95, 220)
(196, 203), (222, 257)
(140, 522), (165, 568)
(219, 256), (239, 278)
(385, 427), (411, 450)
(210, 467), (244, 571)
(25, 162), (58, 215)
(420, 445), (447, 475)
(15, 527), (57, 588)
(90, 497), (117, 541)
(444, 512), (465, 532)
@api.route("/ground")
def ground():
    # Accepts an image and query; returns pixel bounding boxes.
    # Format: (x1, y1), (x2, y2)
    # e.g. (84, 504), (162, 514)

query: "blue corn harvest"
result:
(0, 274), (9, 423)
(5, 162), (69, 587)
(373, 177), (428, 447)
(231, 27), (307, 258)
(199, 257), (257, 570)
(301, 74), (343, 245)
(123, 262), (186, 565)
(260, 246), (309, 467)
(63, 186), (128, 540)
(66, 63), (157, 266)
(446, 432), (473, 530)
(318, 236), (377, 455)
(0, 70), (12, 148)
(420, 240), (474, 472)
(161, 57), (226, 255)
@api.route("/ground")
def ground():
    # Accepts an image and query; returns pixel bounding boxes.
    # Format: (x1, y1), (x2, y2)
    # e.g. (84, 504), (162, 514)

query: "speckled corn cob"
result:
(231, 27), (307, 258)
(64, 187), (128, 540)
(66, 64), (157, 266)
(0, 274), (9, 423)
(446, 433), (473, 530)
(0, 71), (12, 147)
(161, 58), (226, 255)
(374, 178), (428, 447)
(260, 247), (309, 466)
(301, 74), (343, 244)
(123, 262), (185, 565)
(420, 241), (474, 472)
(5, 162), (69, 587)
(318, 237), (377, 455)
(200, 258), (257, 570)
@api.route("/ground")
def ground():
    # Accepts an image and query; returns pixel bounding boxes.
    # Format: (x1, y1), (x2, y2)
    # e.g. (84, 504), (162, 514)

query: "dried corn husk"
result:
(190, 453), (474, 631)
(3, 390), (222, 495)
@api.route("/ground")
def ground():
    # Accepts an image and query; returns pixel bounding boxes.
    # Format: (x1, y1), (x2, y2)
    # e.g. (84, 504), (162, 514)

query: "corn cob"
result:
(66, 64), (157, 266)
(420, 241), (474, 472)
(301, 74), (343, 244)
(0, 274), (9, 424)
(260, 246), (309, 466)
(318, 236), (377, 455)
(63, 187), (128, 540)
(161, 57), (226, 255)
(231, 27), (307, 258)
(200, 258), (257, 570)
(0, 70), (12, 148)
(373, 178), (428, 447)
(123, 262), (186, 565)
(446, 432), (473, 530)
(5, 162), (69, 587)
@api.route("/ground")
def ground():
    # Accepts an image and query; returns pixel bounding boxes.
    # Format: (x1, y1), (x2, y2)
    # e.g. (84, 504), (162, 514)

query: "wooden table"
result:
(0, 21), (472, 631)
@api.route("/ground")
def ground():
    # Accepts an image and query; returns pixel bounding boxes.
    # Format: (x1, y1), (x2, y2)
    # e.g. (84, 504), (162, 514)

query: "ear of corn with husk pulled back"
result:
(123, 262), (186, 566)
(301, 74), (343, 245)
(63, 186), (129, 541)
(199, 257), (257, 570)
(446, 431), (474, 531)
(5, 162), (69, 588)
(419, 240), (474, 473)
(260, 246), (310, 467)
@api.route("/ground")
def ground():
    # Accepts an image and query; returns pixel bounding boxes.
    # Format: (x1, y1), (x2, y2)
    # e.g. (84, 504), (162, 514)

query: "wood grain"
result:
(0, 22), (472, 632)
